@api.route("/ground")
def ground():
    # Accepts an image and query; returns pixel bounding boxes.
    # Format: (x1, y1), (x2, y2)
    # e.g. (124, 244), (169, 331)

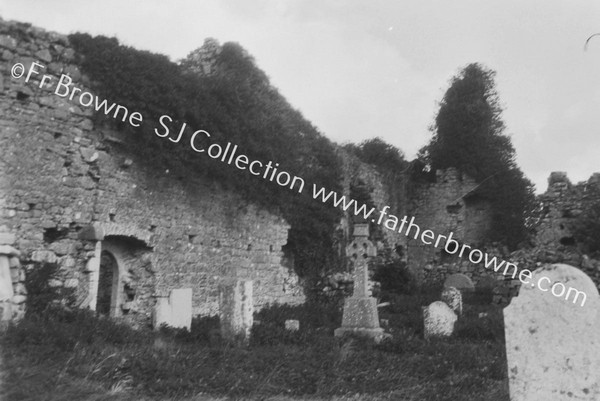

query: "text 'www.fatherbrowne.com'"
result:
(312, 185), (589, 307)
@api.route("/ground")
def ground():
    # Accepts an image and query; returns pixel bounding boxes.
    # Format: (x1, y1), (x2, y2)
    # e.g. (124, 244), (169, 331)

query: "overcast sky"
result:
(1, 0), (599, 193)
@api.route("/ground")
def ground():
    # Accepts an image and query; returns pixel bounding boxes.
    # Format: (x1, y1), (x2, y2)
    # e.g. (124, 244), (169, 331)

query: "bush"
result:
(251, 302), (342, 345)
(372, 260), (416, 295)
(454, 305), (505, 343)
(24, 261), (76, 315)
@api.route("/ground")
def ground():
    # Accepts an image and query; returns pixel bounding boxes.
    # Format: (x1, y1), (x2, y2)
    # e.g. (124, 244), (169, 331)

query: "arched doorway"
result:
(97, 250), (119, 316)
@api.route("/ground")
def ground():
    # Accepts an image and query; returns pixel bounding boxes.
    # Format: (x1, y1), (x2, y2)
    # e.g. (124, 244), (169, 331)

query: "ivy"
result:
(68, 34), (343, 285)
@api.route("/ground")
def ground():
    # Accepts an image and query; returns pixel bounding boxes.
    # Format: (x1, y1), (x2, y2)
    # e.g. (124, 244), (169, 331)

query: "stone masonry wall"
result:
(407, 168), (493, 282)
(0, 18), (303, 325)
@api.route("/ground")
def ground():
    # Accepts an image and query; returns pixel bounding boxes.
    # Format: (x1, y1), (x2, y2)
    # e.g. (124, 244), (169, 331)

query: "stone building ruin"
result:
(1, 17), (598, 325)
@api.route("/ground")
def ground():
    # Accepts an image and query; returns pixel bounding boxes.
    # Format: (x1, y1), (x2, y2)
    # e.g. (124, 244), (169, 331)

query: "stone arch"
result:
(80, 224), (154, 325)
(98, 236), (153, 323)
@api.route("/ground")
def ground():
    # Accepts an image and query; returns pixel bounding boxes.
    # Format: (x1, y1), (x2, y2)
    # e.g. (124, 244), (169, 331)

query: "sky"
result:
(1, 0), (599, 193)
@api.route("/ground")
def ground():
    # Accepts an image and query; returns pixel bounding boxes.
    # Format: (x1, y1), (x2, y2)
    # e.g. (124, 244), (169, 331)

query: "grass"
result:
(0, 289), (508, 401)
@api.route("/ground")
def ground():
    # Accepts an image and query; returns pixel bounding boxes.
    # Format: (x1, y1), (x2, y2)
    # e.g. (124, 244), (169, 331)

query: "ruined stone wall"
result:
(336, 149), (407, 255)
(0, 18), (304, 325)
(406, 168), (493, 282)
(536, 172), (600, 249)
(499, 172), (600, 305)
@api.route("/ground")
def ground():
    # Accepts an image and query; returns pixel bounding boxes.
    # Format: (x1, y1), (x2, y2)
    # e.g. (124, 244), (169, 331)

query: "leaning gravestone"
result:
(423, 301), (457, 339)
(441, 286), (462, 315)
(504, 264), (600, 400)
(443, 273), (474, 292)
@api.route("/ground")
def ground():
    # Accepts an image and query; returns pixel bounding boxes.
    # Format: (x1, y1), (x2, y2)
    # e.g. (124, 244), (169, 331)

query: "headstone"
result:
(504, 264), (600, 400)
(443, 273), (474, 292)
(169, 288), (192, 329)
(152, 288), (193, 330)
(285, 319), (300, 331)
(0, 245), (19, 322)
(423, 301), (457, 339)
(441, 286), (462, 315)
(0, 255), (13, 321)
(219, 279), (253, 344)
(334, 222), (389, 342)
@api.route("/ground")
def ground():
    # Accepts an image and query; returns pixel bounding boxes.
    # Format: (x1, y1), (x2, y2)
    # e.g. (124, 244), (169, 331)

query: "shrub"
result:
(24, 261), (76, 315)
(372, 259), (416, 295)
(250, 302), (342, 345)
(454, 305), (505, 343)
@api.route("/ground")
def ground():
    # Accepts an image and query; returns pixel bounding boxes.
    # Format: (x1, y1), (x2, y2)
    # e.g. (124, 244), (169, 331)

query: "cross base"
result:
(334, 327), (391, 343)
(334, 297), (391, 343)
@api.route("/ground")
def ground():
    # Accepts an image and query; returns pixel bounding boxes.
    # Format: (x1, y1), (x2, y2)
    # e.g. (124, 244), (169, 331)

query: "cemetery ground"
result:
(0, 287), (508, 401)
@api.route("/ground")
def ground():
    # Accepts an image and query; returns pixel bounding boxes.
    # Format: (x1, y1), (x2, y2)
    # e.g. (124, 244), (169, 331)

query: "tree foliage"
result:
(419, 63), (535, 248)
(345, 137), (407, 175)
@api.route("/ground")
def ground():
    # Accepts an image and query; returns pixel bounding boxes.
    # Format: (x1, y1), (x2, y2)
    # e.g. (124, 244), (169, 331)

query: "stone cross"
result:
(334, 222), (389, 342)
(346, 222), (375, 298)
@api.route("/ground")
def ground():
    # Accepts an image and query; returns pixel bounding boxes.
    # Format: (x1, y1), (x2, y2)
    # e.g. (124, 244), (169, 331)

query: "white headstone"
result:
(285, 319), (299, 331)
(152, 288), (193, 330)
(441, 286), (462, 315)
(423, 301), (457, 339)
(169, 288), (192, 330)
(504, 264), (600, 401)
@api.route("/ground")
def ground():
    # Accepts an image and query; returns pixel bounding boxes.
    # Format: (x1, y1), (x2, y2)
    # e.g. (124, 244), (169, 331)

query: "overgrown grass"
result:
(0, 293), (508, 401)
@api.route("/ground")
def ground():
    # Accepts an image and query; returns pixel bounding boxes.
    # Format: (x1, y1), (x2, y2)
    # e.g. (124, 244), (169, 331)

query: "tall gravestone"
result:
(504, 263), (600, 400)
(334, 222), (388, 342)
(219, 279), (253, 345)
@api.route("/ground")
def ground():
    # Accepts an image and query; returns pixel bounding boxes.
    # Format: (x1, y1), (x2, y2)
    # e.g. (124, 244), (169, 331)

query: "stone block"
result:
(31, 250), (58, 263)
(285, 319), (299, 331)
(0, 233), (15, 245)
(0, 35), (17, 50)
(64, 278), (79, 288)
(11, 295), (26, 305)
(13, 283), (27, 295)
(0, 245), (20, 257)
(9, 257), (20, 268)
(10, 268), (19, 283)
(423, 301), (457, 339)
(504, 264), (600, 400)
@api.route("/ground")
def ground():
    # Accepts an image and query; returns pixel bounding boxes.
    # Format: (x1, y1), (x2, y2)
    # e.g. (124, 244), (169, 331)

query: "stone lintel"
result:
(0, 233), (15, 245)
